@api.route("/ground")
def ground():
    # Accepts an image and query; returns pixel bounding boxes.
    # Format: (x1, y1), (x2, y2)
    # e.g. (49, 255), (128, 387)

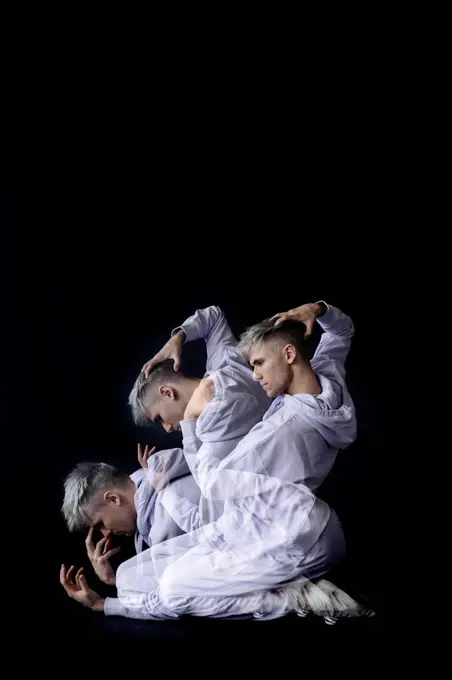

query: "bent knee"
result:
(159, 568), (190, 614)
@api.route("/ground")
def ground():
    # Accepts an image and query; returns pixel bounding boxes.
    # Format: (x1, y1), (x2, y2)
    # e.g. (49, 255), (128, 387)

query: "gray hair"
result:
(62, 462), (129, 532)
(128, 360), (181, 426)
(237, 319), (309, 361)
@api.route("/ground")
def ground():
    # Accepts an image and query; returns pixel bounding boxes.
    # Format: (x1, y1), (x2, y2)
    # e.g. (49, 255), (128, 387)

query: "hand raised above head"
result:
(142, 330), (186, 378)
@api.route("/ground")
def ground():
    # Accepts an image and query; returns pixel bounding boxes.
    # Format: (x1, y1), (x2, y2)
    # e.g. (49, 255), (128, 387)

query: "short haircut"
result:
(237, 319), (309, 362)
(62, 462), (130, 532)
(128, 359), (182, 426)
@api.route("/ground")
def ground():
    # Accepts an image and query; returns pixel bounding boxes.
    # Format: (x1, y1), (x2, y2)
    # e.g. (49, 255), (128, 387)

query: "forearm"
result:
(104, 596), (171, 620)
(159, 486), (203, 532)
(172, 306), (228, 344)
(311, 302), (354, 377)
(172, 306), (238, 372)
(315, 301), (354, 338)
(179, 419), (202, 485)
(199, 465), (290, 501)
(147, 448), (191, 485)
(92, 598), (105, 612)
(181, 418), (232, 494)
(186, 438), (286, 501)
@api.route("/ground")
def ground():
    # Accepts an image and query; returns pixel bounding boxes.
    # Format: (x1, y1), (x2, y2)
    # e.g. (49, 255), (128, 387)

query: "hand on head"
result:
(142, 330), (185, 378)
(270, 302), (324, 338)
(85, 526), (120, 586)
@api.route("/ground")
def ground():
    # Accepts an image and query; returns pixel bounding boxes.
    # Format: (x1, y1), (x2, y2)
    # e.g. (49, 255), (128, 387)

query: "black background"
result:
(1, 97), (407, 654)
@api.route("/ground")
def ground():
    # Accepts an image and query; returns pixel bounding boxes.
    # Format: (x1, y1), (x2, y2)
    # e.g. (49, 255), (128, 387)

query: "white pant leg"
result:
(159, 538), (302, 606)
(158, 507), (346, 616)
(296, 507), (346, 581)
(161, 587), (290, 620)
(113, 509), (345, 621)
(112, 548), (179, 620)
(114, 543), (290, 621)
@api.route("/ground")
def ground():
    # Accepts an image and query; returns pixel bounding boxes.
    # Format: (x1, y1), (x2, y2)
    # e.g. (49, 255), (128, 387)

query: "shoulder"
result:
(244, 402), (299, 443)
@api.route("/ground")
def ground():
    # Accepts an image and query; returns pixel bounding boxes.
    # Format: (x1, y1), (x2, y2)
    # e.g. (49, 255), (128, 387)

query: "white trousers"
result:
(114, 506), (345, 620)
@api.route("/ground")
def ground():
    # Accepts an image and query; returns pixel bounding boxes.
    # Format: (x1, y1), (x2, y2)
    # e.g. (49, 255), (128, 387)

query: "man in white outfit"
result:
(59, 302), (373, 623)
(144, 300), (365, 620)
(60, 460), (368, 622)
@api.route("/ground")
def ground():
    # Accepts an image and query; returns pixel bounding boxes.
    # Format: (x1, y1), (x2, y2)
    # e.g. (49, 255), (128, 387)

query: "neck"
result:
(287, 363), (322, 396)
(178, 377), (201, 403)
(125, 479), (138, 503)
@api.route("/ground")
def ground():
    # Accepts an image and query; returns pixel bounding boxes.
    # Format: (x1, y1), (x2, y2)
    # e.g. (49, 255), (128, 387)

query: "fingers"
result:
(146, 446), (157, 461)
(144, 359), (157, 379)
(85, 526), (95, 556)
(171, 352), (181, 372)
(138, 444), (156, 468)
(304, 318), (315, 338)
(60, 564), (70, 590)
(269, 313), (283, 323)
(103, 547), (121, 560)
(203, 378), (215, 400)
(76, 568), (88, 592)
(273, 314), (288, 327)
(61, 564), (78, 594)
(94, 535), (108, 558)
(67, 565), (77, 583)
(61, 564), (86, 598)
(156, 461), (170, 491)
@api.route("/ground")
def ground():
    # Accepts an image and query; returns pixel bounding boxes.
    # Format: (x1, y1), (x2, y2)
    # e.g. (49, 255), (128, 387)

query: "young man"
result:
(60, 461), (367, 622)
(130, 304), (270, 435)
(141, 301), (361, 617)
(61, 303), (373, 623)
(61, 444), (202, 585)
(185, 300), (357, 501)
(228, 300), (357, 492)
(144, 300), (356, 536)
(128, 305), (271, 529)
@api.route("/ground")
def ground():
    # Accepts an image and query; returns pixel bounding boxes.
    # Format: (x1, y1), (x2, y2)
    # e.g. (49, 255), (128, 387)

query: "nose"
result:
(253, 367), (262, 381)
(162, 422), (173, 433)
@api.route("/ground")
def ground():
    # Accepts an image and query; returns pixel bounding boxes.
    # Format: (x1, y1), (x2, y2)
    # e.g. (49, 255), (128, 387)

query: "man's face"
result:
(249, 340), (292, 398)
(89, 494), (137, 537)
(147, 389), (186, 433)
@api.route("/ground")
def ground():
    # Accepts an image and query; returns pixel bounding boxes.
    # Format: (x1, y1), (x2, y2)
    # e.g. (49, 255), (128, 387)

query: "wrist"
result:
(92, 598), (105, 612)
(314, 301), (327, 317)
(173, 330), (186, 344)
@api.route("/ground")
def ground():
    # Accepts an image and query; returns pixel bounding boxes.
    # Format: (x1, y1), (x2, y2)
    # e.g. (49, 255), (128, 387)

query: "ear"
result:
(159, 384), (176, 401)
(283, 343), (297, 365)
(104, 491), (121, 506)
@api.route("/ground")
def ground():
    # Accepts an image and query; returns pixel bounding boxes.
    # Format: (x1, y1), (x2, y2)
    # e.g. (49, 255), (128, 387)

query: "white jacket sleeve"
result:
(179, 389), (264, 492)
(312, 302), (355, 381)
(145, 447), (191, 487)
(104, 596), (164, 620)
(184, 416), (291, 502)
(152, 422), (204, 533)
(172, 305), (244, 373)
(158, 485), (203, 533)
